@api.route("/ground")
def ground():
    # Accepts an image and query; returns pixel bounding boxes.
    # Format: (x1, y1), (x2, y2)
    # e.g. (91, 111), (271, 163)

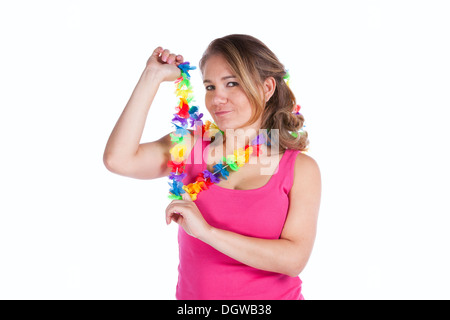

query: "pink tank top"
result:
(176, 135), (304, 300)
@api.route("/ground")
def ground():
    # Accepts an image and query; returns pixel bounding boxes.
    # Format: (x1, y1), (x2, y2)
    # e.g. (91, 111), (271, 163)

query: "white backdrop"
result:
(1, 0), (449, 299)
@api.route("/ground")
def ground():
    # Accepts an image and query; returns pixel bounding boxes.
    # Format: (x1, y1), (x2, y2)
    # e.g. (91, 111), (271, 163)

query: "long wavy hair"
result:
(199, 34), (309, 152)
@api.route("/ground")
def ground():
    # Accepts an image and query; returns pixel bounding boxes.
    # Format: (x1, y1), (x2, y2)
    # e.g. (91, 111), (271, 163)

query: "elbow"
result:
(284, 265), (304, 278)
(103, 153), (120, 173)
(279, 241), (313, 277)
(282, 256), (307, 278)
(103, 153), (114, 171)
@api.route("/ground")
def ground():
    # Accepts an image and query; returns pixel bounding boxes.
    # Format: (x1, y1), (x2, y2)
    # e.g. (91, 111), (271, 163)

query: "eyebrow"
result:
(203, 75), (237, 84)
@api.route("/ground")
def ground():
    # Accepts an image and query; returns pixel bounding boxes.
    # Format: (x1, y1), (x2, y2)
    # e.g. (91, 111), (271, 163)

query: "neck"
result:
(224, 130), (255, 148)
(220, 125), (267, 151)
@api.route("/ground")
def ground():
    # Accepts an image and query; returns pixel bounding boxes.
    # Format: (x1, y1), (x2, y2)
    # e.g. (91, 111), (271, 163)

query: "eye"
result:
(227, 82), (239, 87)
(205, 85), (215, 91)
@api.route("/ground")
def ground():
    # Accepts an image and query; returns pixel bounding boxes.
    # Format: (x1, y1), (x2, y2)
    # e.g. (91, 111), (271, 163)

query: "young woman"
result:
(103, 34), (321, 300)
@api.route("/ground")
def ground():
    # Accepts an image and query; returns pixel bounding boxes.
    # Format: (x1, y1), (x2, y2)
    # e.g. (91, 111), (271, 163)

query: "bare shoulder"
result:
(294, 152), (320, 176)
(291, 152), (321, 196)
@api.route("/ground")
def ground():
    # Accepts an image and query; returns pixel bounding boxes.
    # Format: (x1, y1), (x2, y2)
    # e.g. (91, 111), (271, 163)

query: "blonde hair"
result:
(199, 34), (309, 152)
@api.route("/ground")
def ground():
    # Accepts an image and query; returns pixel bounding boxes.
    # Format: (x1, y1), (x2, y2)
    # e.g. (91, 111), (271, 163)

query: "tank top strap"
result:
(201, 135), (212, 165)
(182, 131), (206, 184)
(270, 149), (300, 194)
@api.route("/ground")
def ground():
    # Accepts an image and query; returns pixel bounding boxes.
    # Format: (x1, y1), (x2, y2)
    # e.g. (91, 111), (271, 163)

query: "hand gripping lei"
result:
(167, 62), (305, 201)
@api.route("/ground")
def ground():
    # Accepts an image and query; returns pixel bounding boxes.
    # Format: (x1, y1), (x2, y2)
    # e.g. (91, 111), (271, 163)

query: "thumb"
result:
(182, 192), (193, 202)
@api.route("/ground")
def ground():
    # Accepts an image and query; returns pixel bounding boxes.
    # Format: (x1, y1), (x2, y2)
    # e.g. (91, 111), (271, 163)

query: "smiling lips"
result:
(215, 110), (232, 116)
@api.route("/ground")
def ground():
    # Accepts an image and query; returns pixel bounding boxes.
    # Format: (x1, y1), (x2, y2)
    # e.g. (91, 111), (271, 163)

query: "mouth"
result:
(215, 110), (233, 117)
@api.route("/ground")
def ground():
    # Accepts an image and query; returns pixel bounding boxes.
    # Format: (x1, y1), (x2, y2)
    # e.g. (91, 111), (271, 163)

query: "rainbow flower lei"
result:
(168, 62), (305, 201)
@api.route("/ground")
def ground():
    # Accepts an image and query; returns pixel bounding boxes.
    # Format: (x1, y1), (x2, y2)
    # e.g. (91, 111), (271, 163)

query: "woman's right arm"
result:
(103, 47), (189, 180)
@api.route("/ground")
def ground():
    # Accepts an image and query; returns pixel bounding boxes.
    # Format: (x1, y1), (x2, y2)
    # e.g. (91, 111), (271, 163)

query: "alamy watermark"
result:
(183, 123), (281, 176)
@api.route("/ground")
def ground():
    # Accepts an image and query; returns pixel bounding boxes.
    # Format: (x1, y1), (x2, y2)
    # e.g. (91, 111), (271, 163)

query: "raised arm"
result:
(103, 47), (189, 180)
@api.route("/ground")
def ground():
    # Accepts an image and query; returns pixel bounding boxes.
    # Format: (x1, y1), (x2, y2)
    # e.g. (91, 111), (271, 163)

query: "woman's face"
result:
(202, 54), (258, 131)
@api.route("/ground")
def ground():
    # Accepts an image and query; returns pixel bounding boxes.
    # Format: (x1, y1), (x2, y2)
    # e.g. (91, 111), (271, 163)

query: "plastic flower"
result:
(170, 143), (187, 162)
(213, 163), (229, 180)
(170, 133), (184, 144)
(176, 100), (191, 118)
(172, 123), (189, 136)
(169, 172), (186, 181)
(244, 145), (253, 162)
(251, 133), (266, 146)
(201, 170), (221, 184)
(233, 148), (246, 167)
(172, 114), (188, 127)
(167, 160), (185, 174)
(169, 180), (185, 197)
(178, 62), (197, 79)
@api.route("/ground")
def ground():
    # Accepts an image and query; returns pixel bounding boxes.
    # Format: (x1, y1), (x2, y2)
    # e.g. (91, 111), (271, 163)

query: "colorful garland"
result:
(283, 70), (306, 139)
(168, 62), (306, 201)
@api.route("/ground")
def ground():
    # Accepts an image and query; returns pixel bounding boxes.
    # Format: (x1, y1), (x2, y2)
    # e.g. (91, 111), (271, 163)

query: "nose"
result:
(211, 88), (228, 106)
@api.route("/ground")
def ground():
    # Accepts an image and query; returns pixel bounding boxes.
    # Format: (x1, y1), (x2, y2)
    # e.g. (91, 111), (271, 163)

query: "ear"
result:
(263, 77), (276, 102)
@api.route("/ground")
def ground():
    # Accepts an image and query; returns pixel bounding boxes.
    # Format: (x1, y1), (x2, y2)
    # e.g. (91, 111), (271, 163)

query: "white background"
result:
(1, 0), (449, 299)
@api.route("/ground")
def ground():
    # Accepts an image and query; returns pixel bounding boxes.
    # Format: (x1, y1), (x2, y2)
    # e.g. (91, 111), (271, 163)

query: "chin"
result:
(214, 116), (250, 132)
(215, 121), (239, 131)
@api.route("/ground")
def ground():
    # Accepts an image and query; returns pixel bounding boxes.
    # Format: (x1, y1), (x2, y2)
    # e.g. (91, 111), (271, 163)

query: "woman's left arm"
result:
(165, 153), (321, 277)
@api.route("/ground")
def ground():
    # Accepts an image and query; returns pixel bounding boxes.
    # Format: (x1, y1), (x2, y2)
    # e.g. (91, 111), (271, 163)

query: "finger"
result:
(171, 212), (183, 224)
(168, 209), (185, 226)
(167, 53), (178, 65)
(175, 55), (184, 66)
(166, 205), (176, 224)
(169, 199), (188, 205)
(166, 199), (190, 218)
(152, 46), (163, 57)
(167, 211), (180, 225)
(165, 204), (184, 224)
(181, 192), (192, 201)
(166, 210), (179, 225)
(161, 49), (171, 62)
